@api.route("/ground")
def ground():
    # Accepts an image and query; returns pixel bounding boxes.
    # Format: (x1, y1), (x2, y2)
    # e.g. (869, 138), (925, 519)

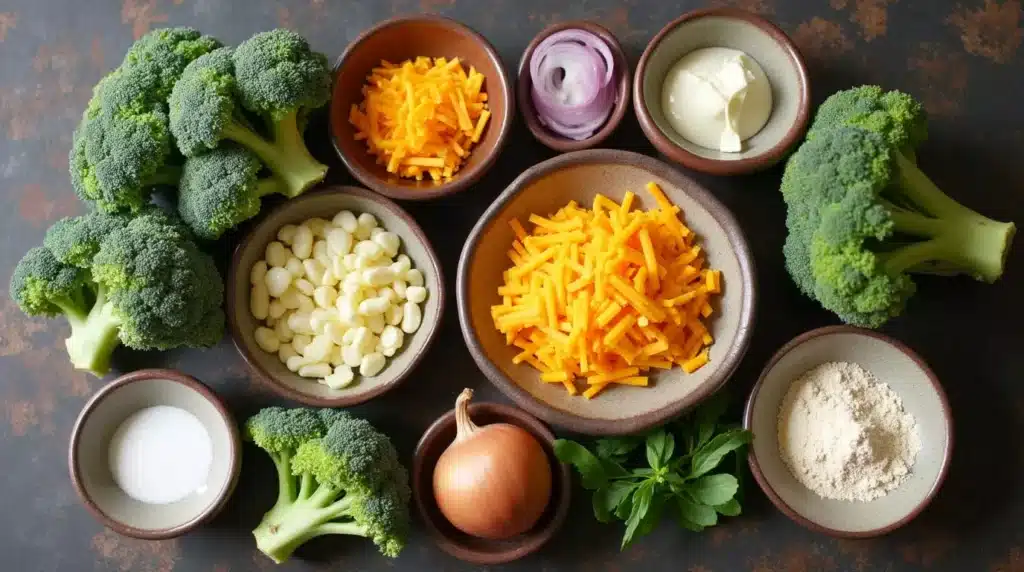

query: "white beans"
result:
(254, 327), (279, 352)
(250, 283), (270, 320)
(247, 210), (429, 389)
(265, 267), (292, 297)
(401, 301), (422, 334)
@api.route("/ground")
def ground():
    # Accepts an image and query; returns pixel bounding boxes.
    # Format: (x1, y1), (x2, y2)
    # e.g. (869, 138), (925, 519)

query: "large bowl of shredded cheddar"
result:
(457, 149), (756, 435)
(330, 15), (514, 201)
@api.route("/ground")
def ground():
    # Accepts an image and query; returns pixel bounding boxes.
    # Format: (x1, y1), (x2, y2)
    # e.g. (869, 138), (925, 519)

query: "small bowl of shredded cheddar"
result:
(330, 15), (514, 201)
(457, 149), (756, 435)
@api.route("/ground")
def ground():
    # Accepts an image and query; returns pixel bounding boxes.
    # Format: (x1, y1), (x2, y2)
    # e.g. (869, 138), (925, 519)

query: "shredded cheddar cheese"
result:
(349, 57), (491, 183)
(490, 182), (723, 399)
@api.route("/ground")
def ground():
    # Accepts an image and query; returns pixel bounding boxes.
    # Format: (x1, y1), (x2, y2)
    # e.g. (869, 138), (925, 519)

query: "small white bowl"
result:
(69, 369), (241, 539)
(744, 326), (952, 537)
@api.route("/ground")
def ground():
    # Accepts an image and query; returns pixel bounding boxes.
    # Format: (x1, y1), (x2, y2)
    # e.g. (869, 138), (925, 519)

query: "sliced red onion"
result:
(530, 29), (617, 141)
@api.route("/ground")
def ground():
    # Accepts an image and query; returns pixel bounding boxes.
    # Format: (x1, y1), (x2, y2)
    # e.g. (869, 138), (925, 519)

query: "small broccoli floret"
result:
(807, 85), (928, 161)
(122, 27), (223, 100)
(10, 210), (224, 376)
(781, 124), (1016, 327)
(178, 146), (285, 240)
(169, 41), (328, 201)
(232, 29), (331, 122)
(247, 409), (410, 563)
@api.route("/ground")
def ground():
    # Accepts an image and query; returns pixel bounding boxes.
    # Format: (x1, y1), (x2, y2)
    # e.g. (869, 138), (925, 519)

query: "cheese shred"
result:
(490, 183), (723, 399)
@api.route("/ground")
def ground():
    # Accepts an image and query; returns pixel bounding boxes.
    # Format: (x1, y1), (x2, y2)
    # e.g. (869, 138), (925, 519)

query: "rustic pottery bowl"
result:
(457, 149), (756, 435)
(227, 186), (444, 407)
(517, 21), (631, 152)
(634, 8), (810, 175)
(744, 326), (953, 537)
(330, 15), (514, 200)
(412, 400), (571, 564)
(69, 369), (241, 540)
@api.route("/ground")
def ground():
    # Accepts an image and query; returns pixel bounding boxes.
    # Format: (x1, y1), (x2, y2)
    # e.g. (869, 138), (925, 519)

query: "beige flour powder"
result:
(777, 361), (922, 502)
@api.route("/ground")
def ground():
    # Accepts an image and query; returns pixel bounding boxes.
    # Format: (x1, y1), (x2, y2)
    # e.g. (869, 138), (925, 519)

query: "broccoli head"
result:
(178, 145), (285, 240)
(122, 27), (223, 100)
(807, 86), (928, 161)
(781, 124), (1015, 328)
(246, 408), (409, 563)
(232, 29), (331, 122)
(169, 43), (328, 200)
(9, 210), (224, 376)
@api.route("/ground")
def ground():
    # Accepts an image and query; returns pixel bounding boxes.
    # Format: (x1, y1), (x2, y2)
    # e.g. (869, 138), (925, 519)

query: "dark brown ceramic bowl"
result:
(634, 8), (810, 175)
(330, 15), (514, 201)
(412, 399), (571, 564)
(744, 326), (953, 538)
(227, 186), (444, 407)
(69, 369), (241, 540)
(457, 149), (756, 435)
(517, 21), (630, 152)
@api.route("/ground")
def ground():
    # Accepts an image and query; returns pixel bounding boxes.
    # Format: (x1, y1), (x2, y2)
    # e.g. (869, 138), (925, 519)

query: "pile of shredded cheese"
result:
(490, 183), (722, 399)
(349, 57), (491, 183)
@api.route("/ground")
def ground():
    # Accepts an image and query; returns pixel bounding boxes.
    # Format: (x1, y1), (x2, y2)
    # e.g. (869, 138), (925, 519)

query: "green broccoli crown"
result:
(10, 246), (90, 318)
(91, 214), (224, 349)
(246, 407), (333, 455)
(70, 65), (179, 213)
(45, 211), (132, 268)
(808, 86), (927, 158)
(178, 145), (278, 240)
(232, 29), (331, 121)
(122, 27), (223, 99)
(169, 47), (240, 156)
(292, 415), (404, 494)
(347, 479), (411, 557)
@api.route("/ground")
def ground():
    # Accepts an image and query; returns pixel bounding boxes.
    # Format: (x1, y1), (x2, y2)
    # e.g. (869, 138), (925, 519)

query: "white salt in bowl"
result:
(69, 369), (242, 539)
(743, 326), (952, 537)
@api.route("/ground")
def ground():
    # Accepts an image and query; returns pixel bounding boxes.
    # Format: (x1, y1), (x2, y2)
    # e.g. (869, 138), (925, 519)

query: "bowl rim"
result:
(329, 14), (516, 201)
(457, 148), (757, 435)
(633, 7), (811, 176)
(226, 185), (446, 407)
(67, 368), (242, 540)
(742, 325), (955, 538)
(517, 20), (631, 152)
(411, 400), (572, 564)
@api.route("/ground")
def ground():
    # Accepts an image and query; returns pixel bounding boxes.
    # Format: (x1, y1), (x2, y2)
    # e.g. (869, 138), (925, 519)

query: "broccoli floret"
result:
(246, 408), (410, 563)
(122, 27), (223, 100)
(807, 86), (928, 161)
(177, 145), (285, 240)
(781, 123), (1016, 328)
(9, 210), (223, 376)
(231, 29), (331, 123)
(169, 41), (328, 202)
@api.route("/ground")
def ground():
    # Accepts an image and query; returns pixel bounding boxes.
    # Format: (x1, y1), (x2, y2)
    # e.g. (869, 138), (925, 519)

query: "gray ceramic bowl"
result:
(457, 149), (756, 435)
(227, 186), (444, 407)
(69, 369), (241, 539)
(634, 8), (810, 175)
(744, 326), (953, 537)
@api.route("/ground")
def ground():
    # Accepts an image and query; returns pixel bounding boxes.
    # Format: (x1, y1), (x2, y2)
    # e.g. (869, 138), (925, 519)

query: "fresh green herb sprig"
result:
(554, 394), (752, 549)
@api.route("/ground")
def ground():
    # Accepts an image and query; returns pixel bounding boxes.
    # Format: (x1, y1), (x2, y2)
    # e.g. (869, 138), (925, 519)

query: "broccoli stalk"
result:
(219, 111), (325, 198)
(63, 285), (121, 376)
(246, 408), (410, 563)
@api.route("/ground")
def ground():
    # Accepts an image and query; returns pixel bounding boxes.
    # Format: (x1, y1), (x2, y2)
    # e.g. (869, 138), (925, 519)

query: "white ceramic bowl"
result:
(69, 369), (241, 539)
(744, 326), (952, 537)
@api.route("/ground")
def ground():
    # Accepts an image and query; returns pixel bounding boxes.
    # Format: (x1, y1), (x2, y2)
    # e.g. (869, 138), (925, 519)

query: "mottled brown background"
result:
(1, 0), (1022, 570)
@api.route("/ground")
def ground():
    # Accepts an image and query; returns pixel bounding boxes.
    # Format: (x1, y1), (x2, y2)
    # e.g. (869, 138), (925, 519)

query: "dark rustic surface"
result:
(1, 0), (1022, 570)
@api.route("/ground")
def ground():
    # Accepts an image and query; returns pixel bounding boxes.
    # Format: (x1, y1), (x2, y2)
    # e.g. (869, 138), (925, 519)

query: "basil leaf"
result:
(595, 436), (643, 462)
(693, 390), (730, 445)
(675, 493), (718, 528)
(632, 467), (656, 477)
(554, 439), (608, 490)
(645, 430), (674, 469)
(689, 429), (753, 478)
(614, 485), (634, 520)
(715, 498), (742, 517)
(685, 474), (739, 506)
(593, 481), (638, 523)
(635, 491), (667, 538)
(600, 457), (631, 479)
(622, 480), (655, 549)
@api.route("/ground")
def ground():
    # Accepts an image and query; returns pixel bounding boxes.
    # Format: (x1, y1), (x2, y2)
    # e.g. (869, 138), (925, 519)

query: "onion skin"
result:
(432, 389), (553, 539)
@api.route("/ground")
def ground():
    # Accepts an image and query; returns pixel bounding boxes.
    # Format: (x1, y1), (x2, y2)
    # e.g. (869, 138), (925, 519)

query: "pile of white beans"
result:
(248, 210), (427, 389)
